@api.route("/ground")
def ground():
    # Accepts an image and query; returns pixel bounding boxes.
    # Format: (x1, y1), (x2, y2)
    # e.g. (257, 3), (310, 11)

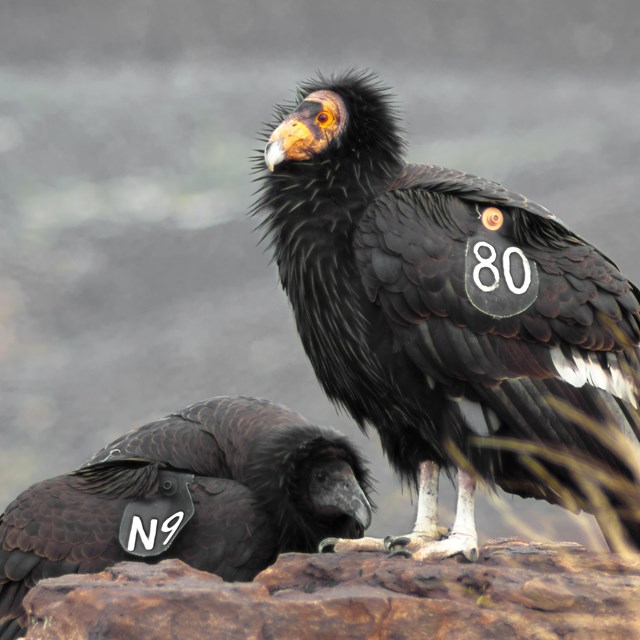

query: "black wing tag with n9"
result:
(464, 233), (539, 318)
(119, 470), (195, 557)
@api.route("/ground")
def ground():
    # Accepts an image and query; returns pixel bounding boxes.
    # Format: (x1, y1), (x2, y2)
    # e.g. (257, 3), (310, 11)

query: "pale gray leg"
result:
(319, 460), (443, 554)
(388, 467), (479, 562)
(319, 463), (479, 560)
(413, 460), (442, 537)
(449, 468), (477, 541)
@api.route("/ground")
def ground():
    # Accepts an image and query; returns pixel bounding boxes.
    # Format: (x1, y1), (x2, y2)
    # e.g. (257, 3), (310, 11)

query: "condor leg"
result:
(387, 466), (479, 562)
(319, 460), (445, 554)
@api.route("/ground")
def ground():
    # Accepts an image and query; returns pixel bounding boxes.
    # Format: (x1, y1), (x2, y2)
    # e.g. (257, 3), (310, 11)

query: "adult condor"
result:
(0, 396), (372, 640)
(256, 70), (640, 561)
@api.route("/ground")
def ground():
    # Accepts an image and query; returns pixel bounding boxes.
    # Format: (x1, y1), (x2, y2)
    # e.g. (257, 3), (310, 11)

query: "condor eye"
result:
(315, 471), (327, 483)
(316, 111), (333, 126)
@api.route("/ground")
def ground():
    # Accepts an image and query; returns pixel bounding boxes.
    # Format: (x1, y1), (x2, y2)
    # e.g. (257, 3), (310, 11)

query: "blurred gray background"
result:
(2, 0), (640, 550)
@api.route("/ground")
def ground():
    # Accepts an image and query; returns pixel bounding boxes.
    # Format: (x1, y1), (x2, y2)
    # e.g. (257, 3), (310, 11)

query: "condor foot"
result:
(386, 531), (478, 562)
(318, 536), (387, 553)
(383, 524), (449, 552)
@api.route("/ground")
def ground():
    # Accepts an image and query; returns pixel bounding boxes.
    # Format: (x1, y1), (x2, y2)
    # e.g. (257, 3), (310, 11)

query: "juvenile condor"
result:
(256, 70), (640, 561)
(0, 396), (371, 640)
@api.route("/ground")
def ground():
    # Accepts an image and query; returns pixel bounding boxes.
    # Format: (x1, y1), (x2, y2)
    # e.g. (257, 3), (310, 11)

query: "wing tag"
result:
(119, 470), (195, 557)
(464, 234), (539, 318)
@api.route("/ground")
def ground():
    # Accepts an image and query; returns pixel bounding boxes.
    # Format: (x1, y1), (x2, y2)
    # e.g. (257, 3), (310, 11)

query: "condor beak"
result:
(264, 139), (286, 172)
(346, 482), (373, 530)
(311, 463), (373, 530)
(324, 478), (372, 530)
(264, 115), (319, 171)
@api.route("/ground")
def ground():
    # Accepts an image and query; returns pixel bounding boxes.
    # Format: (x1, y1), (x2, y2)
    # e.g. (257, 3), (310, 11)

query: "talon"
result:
(385, 535), (410, 551)
(388, 548), (413, 559)
(461, 547), (479, 563)
(318, 537), (338, 553)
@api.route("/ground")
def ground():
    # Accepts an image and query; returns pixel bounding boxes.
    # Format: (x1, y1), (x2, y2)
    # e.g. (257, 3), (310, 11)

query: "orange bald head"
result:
(265, 90), (347, 171)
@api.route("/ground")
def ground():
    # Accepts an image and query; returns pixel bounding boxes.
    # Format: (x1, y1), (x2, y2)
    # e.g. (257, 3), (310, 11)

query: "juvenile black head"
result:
(304, 453), (372, 531)
(245, 424), (374, 552)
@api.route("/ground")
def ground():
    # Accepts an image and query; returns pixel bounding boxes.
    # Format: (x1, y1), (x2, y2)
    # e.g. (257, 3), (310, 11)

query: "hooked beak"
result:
(264, 115), (319, 172)
(265, 139), (286, 172)
(315, 469), (373, 530)
(347, 483), (373, 530)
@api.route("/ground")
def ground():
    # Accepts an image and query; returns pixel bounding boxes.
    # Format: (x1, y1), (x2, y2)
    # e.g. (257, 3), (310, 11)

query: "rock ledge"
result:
(24, 538), (640, 639)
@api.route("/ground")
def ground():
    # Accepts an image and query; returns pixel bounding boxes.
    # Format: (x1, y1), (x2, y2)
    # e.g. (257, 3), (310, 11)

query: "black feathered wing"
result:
(0, 474), (126, 636)
(354, 166), (640, 514)
(0, 471), (278, 637)
(1, 395), (371, 637)
(390, 163), (557, 221)
(84, 396), (372, 553)
(173, 477), (277, 580)
(84, 396), (313, 480)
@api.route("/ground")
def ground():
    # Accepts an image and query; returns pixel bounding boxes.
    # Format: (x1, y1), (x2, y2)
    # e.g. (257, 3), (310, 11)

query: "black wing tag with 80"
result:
(119, 470), (195, 557)
(464, 232), (539, 318)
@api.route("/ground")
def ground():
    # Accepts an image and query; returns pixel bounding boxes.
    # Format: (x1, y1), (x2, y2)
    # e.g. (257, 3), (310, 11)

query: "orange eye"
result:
(316, 110), (334, 127)
(481, 207), (504, 231)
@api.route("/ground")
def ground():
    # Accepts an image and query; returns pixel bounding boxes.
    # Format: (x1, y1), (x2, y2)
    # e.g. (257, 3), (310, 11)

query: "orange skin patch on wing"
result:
(268, 90), (347, 162)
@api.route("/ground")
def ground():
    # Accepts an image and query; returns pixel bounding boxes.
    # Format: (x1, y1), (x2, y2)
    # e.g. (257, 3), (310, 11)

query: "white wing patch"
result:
(453, 396), (501, 436)
(551, 347), (638, 409)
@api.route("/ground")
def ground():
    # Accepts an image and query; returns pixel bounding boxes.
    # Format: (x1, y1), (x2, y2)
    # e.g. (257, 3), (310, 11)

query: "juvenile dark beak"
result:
(310, 462), (373, 530)
(346, 483), (373, 530)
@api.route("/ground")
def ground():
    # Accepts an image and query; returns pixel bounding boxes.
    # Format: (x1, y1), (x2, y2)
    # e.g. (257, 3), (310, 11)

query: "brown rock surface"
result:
(23, 538), (640, 640)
